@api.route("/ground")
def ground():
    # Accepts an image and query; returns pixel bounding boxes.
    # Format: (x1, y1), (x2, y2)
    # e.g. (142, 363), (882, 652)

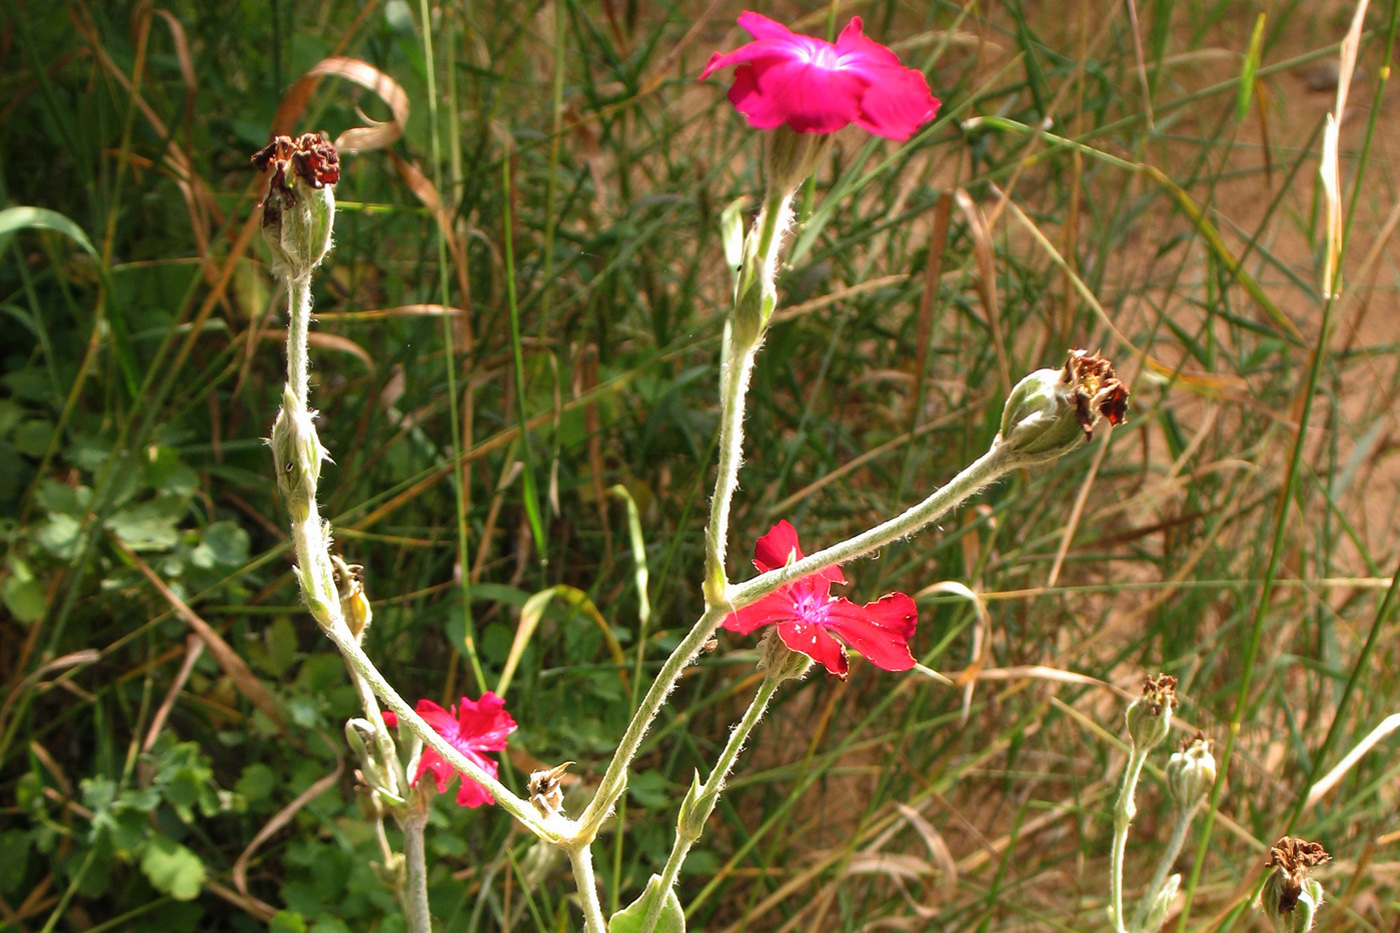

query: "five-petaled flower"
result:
(724, 520), (918, 678)
(383, 693), (517, 808)
(699, 12), (939, 141)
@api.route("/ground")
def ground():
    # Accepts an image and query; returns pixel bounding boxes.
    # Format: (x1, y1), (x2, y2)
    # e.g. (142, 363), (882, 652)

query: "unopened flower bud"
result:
(270, 387), (326, 523)
(1125, 673), (1176, 751)
(997, 349), (1129, 465)
(1144, 873), (1180, 932)
(676, 770), (715, 843)
(1262, 836), (1329, 932)
(1166, 732), (1217, 810)
(757, 628), (814, 685)
(252, 133), (339, 281)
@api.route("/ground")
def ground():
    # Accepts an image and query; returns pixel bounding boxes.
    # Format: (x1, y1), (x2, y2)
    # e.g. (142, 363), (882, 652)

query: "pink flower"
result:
(723, 520), (918, 678)
(383, 693), (517, 808)
(699, 12), (939, 140)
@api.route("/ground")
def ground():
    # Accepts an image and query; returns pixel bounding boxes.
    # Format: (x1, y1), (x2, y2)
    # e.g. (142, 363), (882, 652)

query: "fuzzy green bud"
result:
(252, 133), (339, 281)
(1125, 673), (1176, 751)
(1262, 837), (1329, 932)
(1143, 873), (1180, 932)
(1166, 732), (1217, 810)
(997, 349), (1129, 465)
(676, 770), (714, 843)
(270, 387), (325, 523)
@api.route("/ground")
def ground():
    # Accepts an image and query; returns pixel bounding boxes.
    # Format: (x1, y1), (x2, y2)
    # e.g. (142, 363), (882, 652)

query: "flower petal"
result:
(737, 10), (800, 41)
(752, 519), (844, 585)
(855, 68), (939, 140)
(699, 40), (802, 82)
(733, 58), (868, 135)
(381, 711), (398, 728)
(417, 699), (461, 746)
(775, 619), (849, 678)
(723, 591), (800, 634)
(834, 17), (902, 71)
(823, 593), (918, 671)
(454, 692), (517, 751)
(452, 751), (499, 808)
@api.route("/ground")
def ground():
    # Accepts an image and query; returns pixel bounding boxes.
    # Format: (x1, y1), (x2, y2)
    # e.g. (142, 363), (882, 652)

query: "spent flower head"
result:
(253, 132), (340, 280)
(1262, 836), (1330, 932)
(1125, 673), (1176, 751)
(383, 693), (517, 808)
(998, 349), (1129, 465)
(1166, 732), (1217, 810)
(723, 520), (918, 680)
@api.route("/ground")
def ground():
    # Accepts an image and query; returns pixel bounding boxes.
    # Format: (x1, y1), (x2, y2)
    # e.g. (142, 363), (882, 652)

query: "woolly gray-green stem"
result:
(1110, 744), (1151, 933)
(577, 441), (1018, 839)
(703, 188), (793, 607)
(641, 671), (783, 933)
(400, 809), (432, 933)
(1131, 799), (1200, 932)
(566, 841), (607, 933)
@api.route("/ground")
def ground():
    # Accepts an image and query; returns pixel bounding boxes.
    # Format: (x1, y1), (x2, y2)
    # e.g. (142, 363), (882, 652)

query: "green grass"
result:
(2, 0), (1398, 930)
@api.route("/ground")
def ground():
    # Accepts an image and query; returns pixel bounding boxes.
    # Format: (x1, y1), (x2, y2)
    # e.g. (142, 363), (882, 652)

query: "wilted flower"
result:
(700, 12), (939, 141)
(724, 520), (918, 679)
(997, 349), (1129, 465)
(1262, 836), (1330, 932)
(1166, 732), (1217, 809)
(383, 693), (516, 808)
(1124, 673), (1176, 751)
(252, 132), (340, 280)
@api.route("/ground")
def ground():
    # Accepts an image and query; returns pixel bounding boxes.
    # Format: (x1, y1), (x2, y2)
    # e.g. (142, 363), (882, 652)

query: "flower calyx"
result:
(997, 349), (1129, 466)
(1125, 673), (1176, 752)
(1262, 836), (1330, 932)
(253, 132), (340, 281)
(1166, 731), (1217, 810)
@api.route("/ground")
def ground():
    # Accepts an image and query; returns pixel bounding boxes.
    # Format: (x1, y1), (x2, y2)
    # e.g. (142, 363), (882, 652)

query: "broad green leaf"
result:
(269, 912), (309, 933)
(139, 836), (206, 901)
(0, 206), (99, 258)
(104, 496), (187, 551)
(2, 556), (46, 624)
(608, 874), (684, 933)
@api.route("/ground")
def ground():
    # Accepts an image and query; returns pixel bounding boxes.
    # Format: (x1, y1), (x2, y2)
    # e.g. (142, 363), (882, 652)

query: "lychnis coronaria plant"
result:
(251, 11), (1134, 933)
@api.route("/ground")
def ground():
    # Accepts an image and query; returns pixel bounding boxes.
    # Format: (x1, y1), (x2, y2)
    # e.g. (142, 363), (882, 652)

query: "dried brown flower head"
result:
(1266, 836), (1331, 913)
(1061, 349), (1129, 440)
(252, 133), (339, 280)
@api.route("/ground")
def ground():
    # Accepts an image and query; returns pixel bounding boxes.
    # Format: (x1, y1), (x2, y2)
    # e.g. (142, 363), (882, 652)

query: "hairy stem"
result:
(579, 441), (1017, 838)
(642, 672), (783, 933)
(1110, 745), (1150, 933)
(1131, 800), (1199, 932)
(566, 842), (608, 933)
(401, 810), (432, 933)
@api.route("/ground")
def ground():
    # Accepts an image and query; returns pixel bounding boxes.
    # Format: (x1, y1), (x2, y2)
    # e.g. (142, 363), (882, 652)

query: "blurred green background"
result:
(2, 0), (1397, 929)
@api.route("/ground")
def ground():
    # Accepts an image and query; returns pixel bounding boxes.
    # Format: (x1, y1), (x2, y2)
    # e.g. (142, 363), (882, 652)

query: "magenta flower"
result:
(723, 520), (919, 678)
(699, 12), (939, 141)
(383, 692), (517, 808)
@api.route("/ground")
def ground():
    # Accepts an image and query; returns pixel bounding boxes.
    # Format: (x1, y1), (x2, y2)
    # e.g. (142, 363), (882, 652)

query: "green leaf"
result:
(35, 513), (83, 560)
(195, 521), (250, 568)
(2, 555), (46, 624)
(139, 836), (206, 901)
(105, 496), (187, 551)
(0, 206), (100, 258)
(608, 875), (685, 933)
(269, 912), (309, 933)
(1235, 13), (1266, 121)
